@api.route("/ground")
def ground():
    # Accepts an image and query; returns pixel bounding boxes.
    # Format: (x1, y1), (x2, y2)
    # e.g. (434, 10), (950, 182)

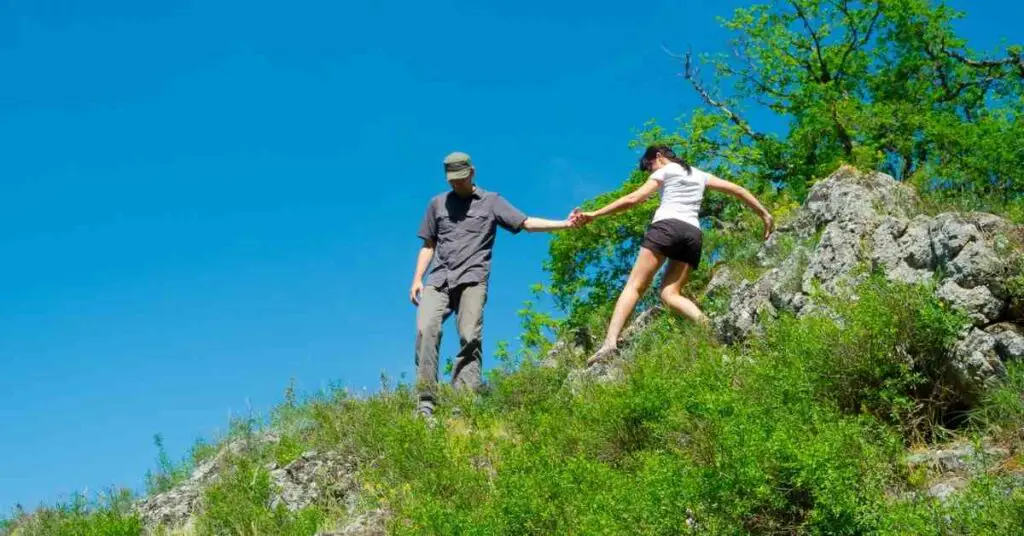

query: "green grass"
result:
(4, 279), (1022, 536)
(0, 490), (141, 536)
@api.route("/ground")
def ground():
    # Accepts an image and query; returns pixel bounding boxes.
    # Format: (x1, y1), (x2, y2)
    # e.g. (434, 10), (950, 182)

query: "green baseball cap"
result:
(443, 151), (473, 181)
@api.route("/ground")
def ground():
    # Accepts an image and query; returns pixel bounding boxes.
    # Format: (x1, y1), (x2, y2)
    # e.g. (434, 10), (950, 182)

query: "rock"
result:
(619, 307), (662, 345)
(539, 327), (593, 369)
(768, 248), (810, 313)
(134, 433), (381, 536)
(801, 218), (872, 295)
(950, 329), (1007, 393)
(905, 442), (1008, 474)
(985, 323), (1024, 362)
(930, 214), (983, 263)
(566, 360), (625, 392)
(946, 240), (1007, 296)
(317, 508), (389, 536)
(269, 450), (358, 512)
(905, 441), (1013, 502)
(872, 216), (935, 284)
(793, 166), (916, 236)
(928, 478), (968, 502)
(565, 307), (664, 388)
(136, 432), (281, 531)
(706, 166), (1021, 397)
(704, 266), (738, 300)
(936, 281), (1005, 326)
(715, 276), (776, 344)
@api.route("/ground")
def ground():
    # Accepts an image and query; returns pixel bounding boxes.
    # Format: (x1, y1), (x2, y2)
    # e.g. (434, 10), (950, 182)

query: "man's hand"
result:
(567, 207), (595, 227)
(410, 280), (424, 306)
(568, 208), (585, 227)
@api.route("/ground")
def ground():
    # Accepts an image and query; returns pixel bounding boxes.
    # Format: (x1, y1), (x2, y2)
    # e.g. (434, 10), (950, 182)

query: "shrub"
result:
(197, 455), (324, 536)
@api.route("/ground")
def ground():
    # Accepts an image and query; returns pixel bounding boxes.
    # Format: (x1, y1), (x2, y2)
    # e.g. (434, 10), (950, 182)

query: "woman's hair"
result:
(638, 144), (691, 174)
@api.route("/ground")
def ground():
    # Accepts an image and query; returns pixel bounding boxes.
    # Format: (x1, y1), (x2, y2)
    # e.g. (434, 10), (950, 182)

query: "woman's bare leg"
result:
(659, 260), (709, 326)
(598, 247), (665, 351)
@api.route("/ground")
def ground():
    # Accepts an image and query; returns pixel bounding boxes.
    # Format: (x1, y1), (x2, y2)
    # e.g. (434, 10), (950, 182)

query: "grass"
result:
(4, 239), (1023, 535)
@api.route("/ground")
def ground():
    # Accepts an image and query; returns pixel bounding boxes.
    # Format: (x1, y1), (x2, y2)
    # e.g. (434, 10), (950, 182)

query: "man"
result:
(410, 151), (577, 419)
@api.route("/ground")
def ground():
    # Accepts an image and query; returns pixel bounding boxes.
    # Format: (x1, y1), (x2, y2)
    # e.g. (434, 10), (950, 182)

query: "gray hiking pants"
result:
(415, 283), (486, 410)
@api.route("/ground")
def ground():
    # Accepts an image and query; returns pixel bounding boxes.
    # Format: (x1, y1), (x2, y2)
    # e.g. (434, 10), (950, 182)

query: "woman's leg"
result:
(659, 260), (708, 326)
(598, 247), (665, 351)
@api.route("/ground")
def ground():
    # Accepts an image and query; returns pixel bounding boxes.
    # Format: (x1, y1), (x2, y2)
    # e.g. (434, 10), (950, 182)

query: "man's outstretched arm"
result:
(410, 239), (435, 305)
(493, 193), (578, 234)
(521, 215), (576, 233)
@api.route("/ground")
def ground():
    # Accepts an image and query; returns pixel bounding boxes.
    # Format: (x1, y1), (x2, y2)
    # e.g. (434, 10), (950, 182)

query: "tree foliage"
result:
(544, 0), (1023, 324)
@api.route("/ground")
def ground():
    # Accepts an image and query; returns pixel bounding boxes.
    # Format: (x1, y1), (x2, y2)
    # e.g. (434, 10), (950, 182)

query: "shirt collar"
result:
(450, 187), (485, 200)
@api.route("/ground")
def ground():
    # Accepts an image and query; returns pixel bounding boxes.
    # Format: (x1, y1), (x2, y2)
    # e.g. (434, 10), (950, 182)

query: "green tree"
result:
(545, 0), (1023, 325)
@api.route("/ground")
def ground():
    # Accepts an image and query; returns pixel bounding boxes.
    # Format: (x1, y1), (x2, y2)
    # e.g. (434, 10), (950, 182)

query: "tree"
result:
(544, 0), (1023, 325)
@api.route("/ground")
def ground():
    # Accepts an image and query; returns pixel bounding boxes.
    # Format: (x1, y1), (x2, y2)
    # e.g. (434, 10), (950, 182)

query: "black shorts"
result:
(641, 219), (703, 268)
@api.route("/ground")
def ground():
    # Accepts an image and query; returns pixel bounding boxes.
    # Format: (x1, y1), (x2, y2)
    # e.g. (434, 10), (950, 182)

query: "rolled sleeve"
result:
(417, 200), (437, 241)
(491, 194), (528, 233)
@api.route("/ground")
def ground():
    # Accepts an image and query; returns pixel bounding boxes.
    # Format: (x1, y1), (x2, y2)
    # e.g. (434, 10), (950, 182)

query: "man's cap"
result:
(444, 152), (473, 181)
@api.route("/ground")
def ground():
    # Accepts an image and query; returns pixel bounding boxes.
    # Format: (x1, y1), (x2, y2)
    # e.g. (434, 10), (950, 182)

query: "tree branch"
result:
(791, 0), (831, 82)
(944, 48), (1024, 79)
(830, 102), (854, 155)
(732, 41), (793, 99)
(944, 49), (1016, 68)
(922, 44), (987, 105)
(833, 0), (882, 82)
(664, 46), (767, 142)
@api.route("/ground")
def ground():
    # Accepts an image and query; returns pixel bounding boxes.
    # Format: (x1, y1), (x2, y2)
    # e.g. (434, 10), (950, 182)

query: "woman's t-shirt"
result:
(650, 162), (707, 228)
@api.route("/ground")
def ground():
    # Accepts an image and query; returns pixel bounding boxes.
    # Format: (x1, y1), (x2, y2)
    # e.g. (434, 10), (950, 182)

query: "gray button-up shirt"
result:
(417, 188), (528, 289)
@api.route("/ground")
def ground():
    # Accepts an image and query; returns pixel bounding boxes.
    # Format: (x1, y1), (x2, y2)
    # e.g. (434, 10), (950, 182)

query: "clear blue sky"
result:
(1, 0), (1019, 513)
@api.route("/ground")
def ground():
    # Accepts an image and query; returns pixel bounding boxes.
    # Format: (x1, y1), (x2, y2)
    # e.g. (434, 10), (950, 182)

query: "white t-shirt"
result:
(650, 162), (707, 228)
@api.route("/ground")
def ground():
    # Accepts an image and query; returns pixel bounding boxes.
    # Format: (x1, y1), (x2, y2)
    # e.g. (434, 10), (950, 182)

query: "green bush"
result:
(765, 276), (972, 440)
(0, 490), (141, 536)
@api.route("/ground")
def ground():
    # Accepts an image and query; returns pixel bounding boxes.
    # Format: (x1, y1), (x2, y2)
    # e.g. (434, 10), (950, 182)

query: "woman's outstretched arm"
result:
(582, 179), (660, 221)
(705, 177), (774, 239)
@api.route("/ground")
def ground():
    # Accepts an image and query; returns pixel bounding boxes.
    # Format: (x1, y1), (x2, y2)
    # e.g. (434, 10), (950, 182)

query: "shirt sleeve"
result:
(417, 199), (438, 242)
(650, 166), (669, 182)
(491, 194), (529, 234)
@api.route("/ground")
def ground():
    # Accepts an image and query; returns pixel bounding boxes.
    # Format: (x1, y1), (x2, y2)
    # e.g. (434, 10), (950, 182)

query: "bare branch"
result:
(790, 0), (831, 82)
(946, 48), (1024, 80)
(663, 45), (767, 142)
(944, 48), (1018, 69)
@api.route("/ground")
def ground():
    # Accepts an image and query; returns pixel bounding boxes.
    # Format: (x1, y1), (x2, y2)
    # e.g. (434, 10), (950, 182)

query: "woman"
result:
(578, 145), (774, 366)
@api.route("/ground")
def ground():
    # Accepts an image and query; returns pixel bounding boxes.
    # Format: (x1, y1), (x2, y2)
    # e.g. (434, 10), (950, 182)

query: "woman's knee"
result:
(659, 285), (679, 303)
(625, 278), (652, 297)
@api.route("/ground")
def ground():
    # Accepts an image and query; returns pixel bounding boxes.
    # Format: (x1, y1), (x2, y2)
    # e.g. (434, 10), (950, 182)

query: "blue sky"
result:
(1, 0), (1020, 513)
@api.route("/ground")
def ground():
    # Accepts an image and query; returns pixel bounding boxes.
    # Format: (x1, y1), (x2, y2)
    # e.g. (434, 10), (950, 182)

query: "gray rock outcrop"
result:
(710, 166), (1022, 395)
(135, 433), (385, 535)
(903, 441), (1017, 502)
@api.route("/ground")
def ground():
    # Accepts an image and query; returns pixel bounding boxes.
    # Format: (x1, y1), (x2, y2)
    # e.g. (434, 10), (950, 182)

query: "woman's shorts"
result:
(641, 219), (703, 268)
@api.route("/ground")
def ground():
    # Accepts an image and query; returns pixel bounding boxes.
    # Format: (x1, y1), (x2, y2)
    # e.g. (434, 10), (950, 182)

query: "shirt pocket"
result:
(462, 209), (492, 234)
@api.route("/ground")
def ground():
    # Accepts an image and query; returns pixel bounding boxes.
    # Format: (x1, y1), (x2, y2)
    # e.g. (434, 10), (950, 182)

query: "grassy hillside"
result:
(4, 268), (1023, 534)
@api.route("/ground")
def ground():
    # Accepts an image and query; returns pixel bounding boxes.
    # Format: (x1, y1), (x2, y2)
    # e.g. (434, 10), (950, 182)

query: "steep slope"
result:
(4, 166), (1023, 535)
